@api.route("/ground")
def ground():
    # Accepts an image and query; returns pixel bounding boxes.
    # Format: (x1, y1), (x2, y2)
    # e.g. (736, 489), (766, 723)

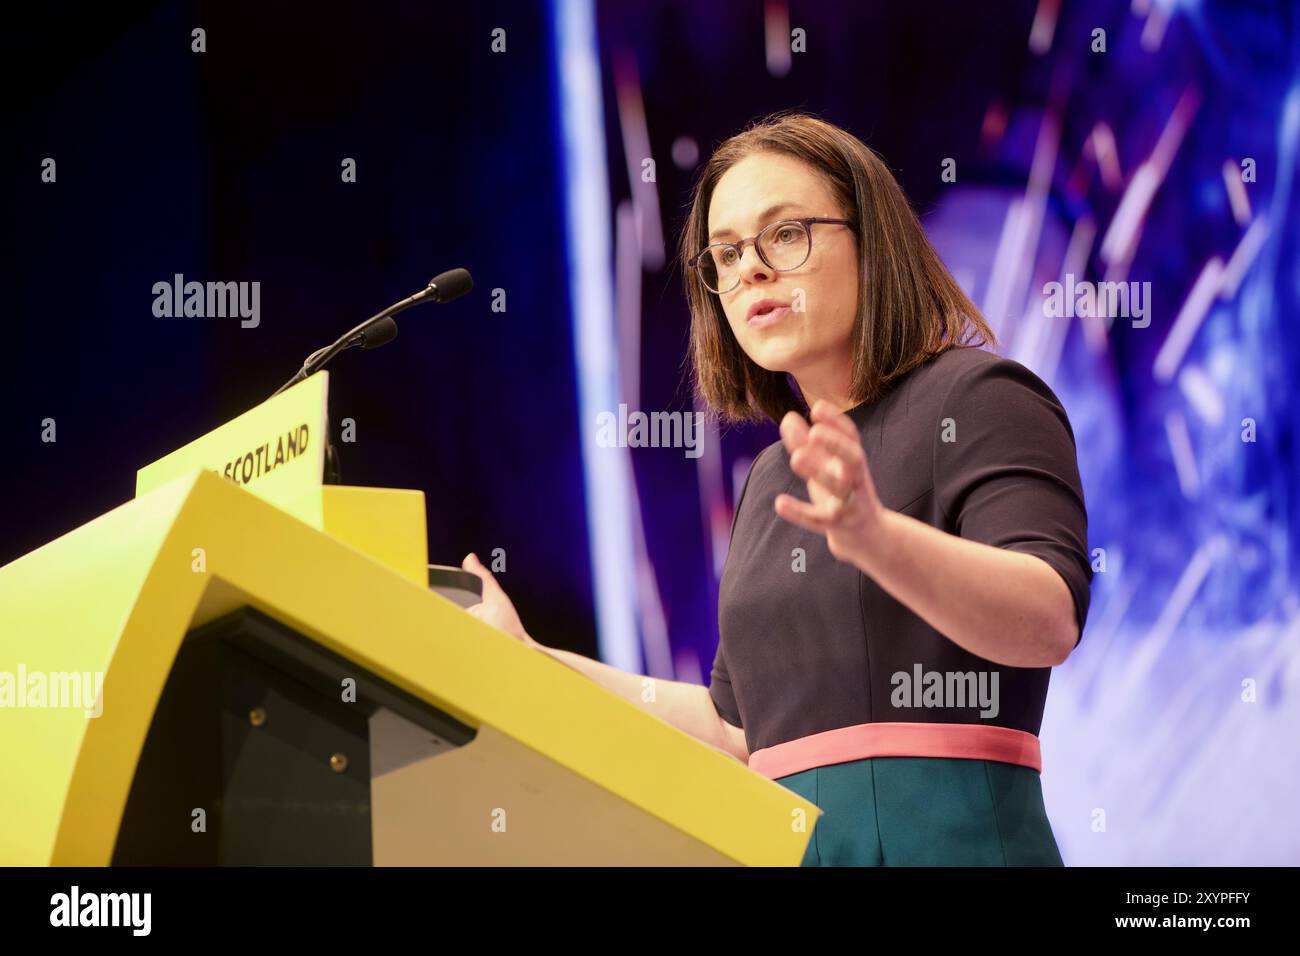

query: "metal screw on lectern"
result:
(248, 707), (267, 727)
(330, 753), (349, 773)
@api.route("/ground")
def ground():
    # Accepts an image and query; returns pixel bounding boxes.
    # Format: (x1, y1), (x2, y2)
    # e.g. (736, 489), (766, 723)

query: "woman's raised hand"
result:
(774, 399), (887, 567)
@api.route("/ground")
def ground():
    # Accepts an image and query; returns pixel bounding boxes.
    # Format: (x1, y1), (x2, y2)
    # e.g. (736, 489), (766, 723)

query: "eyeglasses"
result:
(689, 217), (854, 294)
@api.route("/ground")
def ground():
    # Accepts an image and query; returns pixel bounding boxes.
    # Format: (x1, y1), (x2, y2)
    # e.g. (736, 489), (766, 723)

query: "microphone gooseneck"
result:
(270, 268), (474, 398)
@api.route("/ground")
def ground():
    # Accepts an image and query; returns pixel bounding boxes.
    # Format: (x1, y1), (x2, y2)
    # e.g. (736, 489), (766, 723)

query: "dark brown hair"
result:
(680, 111), (995, 423)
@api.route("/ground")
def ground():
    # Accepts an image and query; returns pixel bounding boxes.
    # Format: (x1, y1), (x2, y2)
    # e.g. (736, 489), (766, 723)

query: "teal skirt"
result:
(776, 756), (1063, 866)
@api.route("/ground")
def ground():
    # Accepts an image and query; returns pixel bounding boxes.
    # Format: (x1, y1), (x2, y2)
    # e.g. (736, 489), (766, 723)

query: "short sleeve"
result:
(933, 355), (1093, 645)
(708, 642), (743, 728)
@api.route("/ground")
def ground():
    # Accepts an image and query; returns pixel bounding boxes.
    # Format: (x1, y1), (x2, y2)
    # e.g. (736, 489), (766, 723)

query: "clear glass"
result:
(691, 217), (852, 294)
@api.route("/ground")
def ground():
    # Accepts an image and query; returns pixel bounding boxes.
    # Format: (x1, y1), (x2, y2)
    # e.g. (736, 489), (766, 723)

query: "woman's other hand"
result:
(461, 552), (539, 648)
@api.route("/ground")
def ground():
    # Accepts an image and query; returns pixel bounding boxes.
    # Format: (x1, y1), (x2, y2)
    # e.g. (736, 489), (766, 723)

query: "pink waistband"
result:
(747, 721), (1043, 779)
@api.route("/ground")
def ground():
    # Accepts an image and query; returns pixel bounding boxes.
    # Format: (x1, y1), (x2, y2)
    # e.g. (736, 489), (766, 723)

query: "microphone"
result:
(358, 316), (398, 350)
(271, 268), (473, 397)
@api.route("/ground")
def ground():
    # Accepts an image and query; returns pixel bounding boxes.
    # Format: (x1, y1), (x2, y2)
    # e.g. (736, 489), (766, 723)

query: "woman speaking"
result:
(461, 112), (1092, 867)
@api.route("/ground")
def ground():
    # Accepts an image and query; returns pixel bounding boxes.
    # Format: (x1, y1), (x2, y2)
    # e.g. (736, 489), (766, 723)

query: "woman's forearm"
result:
(532, 645), (741, 758)
(854, 510), (1077, 668)
(458, 553), (742, 760)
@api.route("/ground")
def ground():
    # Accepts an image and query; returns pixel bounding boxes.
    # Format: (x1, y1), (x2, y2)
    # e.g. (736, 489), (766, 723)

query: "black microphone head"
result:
(427, 268), (473, 303)
(360, 316), (399, 349)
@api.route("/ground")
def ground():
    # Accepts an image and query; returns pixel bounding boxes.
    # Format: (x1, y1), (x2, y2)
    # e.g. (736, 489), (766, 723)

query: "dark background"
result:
(4, 2), (595, 652)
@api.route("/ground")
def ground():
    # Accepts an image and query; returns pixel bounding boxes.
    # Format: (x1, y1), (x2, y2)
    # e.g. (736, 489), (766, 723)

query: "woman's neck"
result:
(792, 360), (856, 413)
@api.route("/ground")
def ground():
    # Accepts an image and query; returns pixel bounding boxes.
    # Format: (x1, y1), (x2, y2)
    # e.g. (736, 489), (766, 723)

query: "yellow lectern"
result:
(0, 374), (820, 866)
